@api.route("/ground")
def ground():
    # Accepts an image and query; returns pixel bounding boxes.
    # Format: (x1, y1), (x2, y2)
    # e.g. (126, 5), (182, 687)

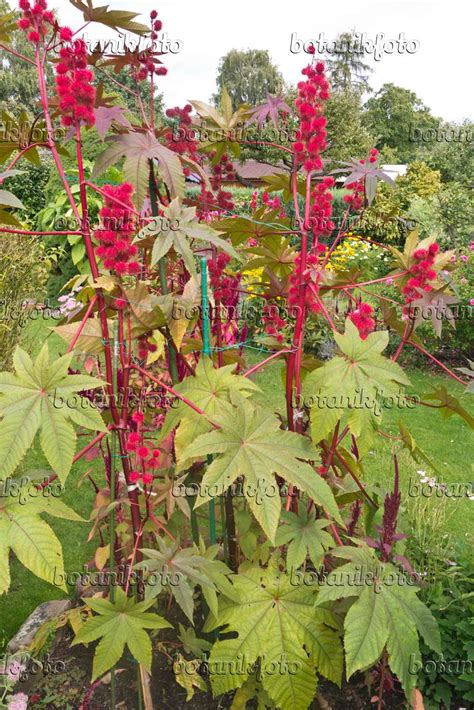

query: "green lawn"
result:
(0, 322), (472, 645)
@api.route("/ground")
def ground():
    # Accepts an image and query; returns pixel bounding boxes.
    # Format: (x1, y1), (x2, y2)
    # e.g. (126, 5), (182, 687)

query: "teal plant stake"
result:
(200, 256), (217, 544)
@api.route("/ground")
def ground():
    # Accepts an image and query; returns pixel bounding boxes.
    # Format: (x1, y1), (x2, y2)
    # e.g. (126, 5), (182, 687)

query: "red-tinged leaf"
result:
(92, 132), (185, 199)
(69, 0), (149, 34)
(246, 94), (292, 129)
(94, 106), (131, 140)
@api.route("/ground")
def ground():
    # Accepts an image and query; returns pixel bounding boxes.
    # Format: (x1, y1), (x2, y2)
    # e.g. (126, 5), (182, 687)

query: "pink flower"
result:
(460, 255), (468, 262)
(450, 255), (456, 262)
(7, 694), (29, 710)
(470, 299), (474, 306)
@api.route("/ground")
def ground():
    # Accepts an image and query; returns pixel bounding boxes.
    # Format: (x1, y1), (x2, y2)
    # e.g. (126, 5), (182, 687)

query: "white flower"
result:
(416, 470), (426, 476)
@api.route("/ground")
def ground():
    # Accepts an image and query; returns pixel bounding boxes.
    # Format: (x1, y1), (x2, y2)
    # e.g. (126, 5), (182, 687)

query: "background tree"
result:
(324, 89), (375, 166)
(324, 30), (373, 94)
(213, 49), (284, 109)
(0, 0), (51, 112)
(362, 83), (439, 163)
(418, 120), (474, 185)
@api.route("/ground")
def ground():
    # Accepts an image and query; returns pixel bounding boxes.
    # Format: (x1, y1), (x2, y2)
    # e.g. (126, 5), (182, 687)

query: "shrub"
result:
(0, 232), (47, 368)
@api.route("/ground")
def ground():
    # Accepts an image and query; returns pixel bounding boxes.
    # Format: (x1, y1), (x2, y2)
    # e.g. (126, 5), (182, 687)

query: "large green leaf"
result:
(315, 544), (441, 694)
(138, 197), (239, 275)
(0, 481), (83, 595)
(304, 319), (410, 453)
(0, 345), (106, 482)
(72, 587), (172, 680)
(206, 564), (343, 710)
(160, 357), (260, 456)
(275, 509), (335, 570)
(138, 539), (235, 622)
(178, 396), (343, 541)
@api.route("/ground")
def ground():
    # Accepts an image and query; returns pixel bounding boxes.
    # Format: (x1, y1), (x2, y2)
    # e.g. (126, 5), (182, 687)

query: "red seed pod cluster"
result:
(165, 105), (197, 174)
(208, 253), (240, 305)
(197, 153), (235, 216)
(135, 9), (166, 80)
(55, 39), (96, 127)
(262, 304), (286, 343)
(293, 61), (330, 172)
(261, 190), (287, 219)
(402, 243), (440, 307)
(349, 302), (375, 340)
(17, 0), (56, 42)
(308, 176), (335, 239)
(137, 335), (157, 360)
(126, 431), (161, 485)
(288, 252), (324, 315)
(94, 183), (140, 276)
(343, 149), (379, 211)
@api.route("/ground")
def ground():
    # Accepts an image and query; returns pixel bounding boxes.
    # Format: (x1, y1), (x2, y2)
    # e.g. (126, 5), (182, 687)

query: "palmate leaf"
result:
(0, 345), (106, 483)
(456, 359), (474, 394)
(178, 396), (343, 542)
(205, 565), (343, 710)
(275, 509), (335, 570)
(422, 386), (474, 429)
(138, 197), (239, 275)
(138, 539), (236, 622)
(69, 0), (149, 34)
(246, 94), (292, 129)
(159, 357), (260, 457)
(94, 105), (131, 141)
(190, 88), (251, 163)
(409, 287), (459, 337)
(0, 480), (84, 595)
(72, 587), (172, 681)
(92, 131), (185, 205)
(0, 11), (18, 42)
(304, 319), (411, 454)
(213, 206), (292, 246)
(315, 545), (441, 695)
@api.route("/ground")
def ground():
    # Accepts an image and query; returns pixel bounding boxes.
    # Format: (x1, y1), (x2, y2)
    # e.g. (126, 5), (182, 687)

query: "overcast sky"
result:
(57, 0), (472, 122)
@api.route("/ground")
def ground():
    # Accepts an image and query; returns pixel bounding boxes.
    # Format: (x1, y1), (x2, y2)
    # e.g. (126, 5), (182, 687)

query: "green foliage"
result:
(206, 563), (343, 710)
(420, 120), (474, 185)
(416, 553), (474, 708)
(0, 232), (48, 368)
(324, 89), (375, 167)
(304, 319), (410, 453)
(0, 475), (83, 594)
(359, 161), (443, 244)
(275, 509), (335, 569)
(315, 544), (441, 695)
(0, 0), (51, 112)
(160, 357), (259, 456)
(213, 49), (284, 110)
(362, 84), (439, 162)
(178, 395), (342, 541)
(72, 587), (171, 680)
(3, 161), (51, 223)
(146, 197), (239, 274)
(0, 344), (106, 482)
(139, 539), (235, 621)
(324, 31), (373, 94)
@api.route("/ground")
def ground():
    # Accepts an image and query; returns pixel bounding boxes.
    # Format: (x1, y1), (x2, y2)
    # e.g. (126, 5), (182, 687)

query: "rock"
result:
(7, 600), (72, 653)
